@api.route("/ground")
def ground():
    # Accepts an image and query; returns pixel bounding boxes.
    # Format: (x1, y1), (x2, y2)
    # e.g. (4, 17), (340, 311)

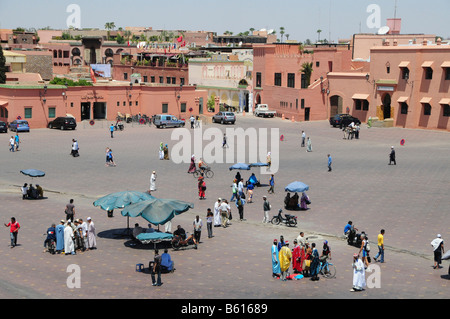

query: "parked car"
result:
(48, 117), (77, 130)
(153, 114), (185, 128)
(9, 120), (30, 132)
(212, 112), (236, 124)
(329, 114), (361, 128)
(0, 121), (7, 133)
(254, 104), (276, 118)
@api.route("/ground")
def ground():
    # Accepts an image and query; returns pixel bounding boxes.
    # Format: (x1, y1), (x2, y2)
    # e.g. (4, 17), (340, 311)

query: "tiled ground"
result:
(0, 115), (448, 299)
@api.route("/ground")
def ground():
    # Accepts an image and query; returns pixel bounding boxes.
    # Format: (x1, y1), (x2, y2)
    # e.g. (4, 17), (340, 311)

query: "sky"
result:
(1, 0), (449, 42)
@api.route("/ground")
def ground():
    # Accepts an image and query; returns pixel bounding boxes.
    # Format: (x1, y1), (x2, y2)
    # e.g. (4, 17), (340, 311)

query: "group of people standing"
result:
(159, 142), (169, 160)
(8, 133), (20, 152)
(271, 233), (329, 282)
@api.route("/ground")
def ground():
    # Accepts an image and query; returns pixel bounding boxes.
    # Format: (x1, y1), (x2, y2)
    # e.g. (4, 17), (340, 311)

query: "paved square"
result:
(0, 115), (448, 300)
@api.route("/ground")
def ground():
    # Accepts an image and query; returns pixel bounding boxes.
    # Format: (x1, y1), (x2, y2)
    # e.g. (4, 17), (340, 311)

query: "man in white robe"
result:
(213, 198), (222, 227)
(351, 253), (366, 291)
(149, 171), (157, 194)
(64, 222), (75, 255)
(87, 217), (97, 249)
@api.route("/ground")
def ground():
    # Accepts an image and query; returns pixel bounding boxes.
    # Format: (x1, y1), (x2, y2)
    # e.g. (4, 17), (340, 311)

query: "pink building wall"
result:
(0, 84), (208, 128)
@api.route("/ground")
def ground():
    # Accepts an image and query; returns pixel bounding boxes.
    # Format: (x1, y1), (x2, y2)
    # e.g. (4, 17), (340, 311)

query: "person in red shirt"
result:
(4, 217), (20, 248)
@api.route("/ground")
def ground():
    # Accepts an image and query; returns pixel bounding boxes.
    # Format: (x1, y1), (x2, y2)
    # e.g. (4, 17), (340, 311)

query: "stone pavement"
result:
(0, 115), (448, 300)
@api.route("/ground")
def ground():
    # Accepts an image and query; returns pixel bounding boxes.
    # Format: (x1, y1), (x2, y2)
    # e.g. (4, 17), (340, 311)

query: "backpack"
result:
(365, 240), (371, 252)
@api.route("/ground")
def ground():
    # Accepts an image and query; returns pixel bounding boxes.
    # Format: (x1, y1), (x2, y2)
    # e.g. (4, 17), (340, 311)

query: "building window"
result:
(166, 77), (171, 84)
(316, 61), (320, 67)
(180, 78), (185, 86)
(287, 73), (295, 88)
(424, 67), (433, 80)
(301, 99), (305, 109)
(24, 107), (32, 119)
(172, 77), (176, 84)
(48, 107), (56, 118)
(180, 103), (187, 113)
(362, 100), (369, 111)
(70, 102), (74, 108)
(143, 76), (148, 82)
(151, 76), (156, 83)
(274, 73), (282, 86)
(117, 101), (120, 106)
(162, 103), (168, 113)
(123, 101), (126, 106)
(443, 104), (450, 117)
(355, 100), (362, 110)
(296, 99), (298, 110)
(256, 72), (262, 87)
(159, 76), (164, 84)
(400, 102), (408, 114)
(401, 67), (410, 80)
(135, 101), (138, 106)
(423, 103), (432, 116)
(124, 73), (128, 80)
(301, 74), (308, 89)
(129, 101), (132, 106)
(446, 68), (450, 81)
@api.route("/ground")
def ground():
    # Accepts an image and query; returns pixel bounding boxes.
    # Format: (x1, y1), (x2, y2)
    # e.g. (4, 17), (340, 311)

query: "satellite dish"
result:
(377, 26), (390, 35)
(268, 29), (274, 34)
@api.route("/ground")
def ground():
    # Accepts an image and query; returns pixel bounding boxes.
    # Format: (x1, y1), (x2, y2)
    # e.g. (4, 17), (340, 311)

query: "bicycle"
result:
(318, 258), (336, 278)
(193, 167), (214, 178)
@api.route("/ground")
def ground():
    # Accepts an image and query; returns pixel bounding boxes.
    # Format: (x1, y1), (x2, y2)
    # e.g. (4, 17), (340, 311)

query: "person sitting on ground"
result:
(161, 248), (174, 272)
(27, 184), (38, 199)
(291, 192), (300, 209)
(146, 224), (156, 233)
(36, 184), (44, 198)
(300, 192), (310, 210)
(246, 173), (260, 187)
(173, 225), (186, 240)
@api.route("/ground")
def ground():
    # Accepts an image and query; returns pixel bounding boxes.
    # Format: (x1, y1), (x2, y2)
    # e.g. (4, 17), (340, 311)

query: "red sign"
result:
(400, 139), (405, 146)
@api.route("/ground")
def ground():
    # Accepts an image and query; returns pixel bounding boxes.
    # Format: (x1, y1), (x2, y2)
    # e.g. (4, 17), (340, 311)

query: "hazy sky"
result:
(1, 0), (449, 42)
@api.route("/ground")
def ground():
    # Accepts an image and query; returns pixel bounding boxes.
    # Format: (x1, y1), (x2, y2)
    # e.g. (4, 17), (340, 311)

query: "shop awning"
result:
(352, 94), (370, 100)
(0, 100), (8, 106)
(397, 96), (409, 103)
(420, 97), (432, 104)
(398, 61), (410, 68)
(439, 98), (450, 105)
(441, 61), (450, 68)
(421, 61), (434, 68)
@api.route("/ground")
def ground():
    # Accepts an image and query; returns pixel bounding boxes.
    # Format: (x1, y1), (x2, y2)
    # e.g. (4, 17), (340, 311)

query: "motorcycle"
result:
(271, 209), (297, 227)
(114, 122), (124, 131)
(43, 233), (56, 255)
(346, 228), (366, 248)
(171, 232), (198, 250)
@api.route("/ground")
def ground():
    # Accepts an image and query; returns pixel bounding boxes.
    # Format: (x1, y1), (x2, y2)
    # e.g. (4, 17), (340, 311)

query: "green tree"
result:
(317, 29), (322, 42)
(0, 46), (6, 84)
(301, 62), (313, 87)
(280, 27), (285, 42)
(105, 22), (116, 40)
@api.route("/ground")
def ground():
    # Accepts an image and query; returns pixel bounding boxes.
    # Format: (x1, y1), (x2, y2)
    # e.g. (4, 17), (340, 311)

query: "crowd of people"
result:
(21, 183), (44, 200)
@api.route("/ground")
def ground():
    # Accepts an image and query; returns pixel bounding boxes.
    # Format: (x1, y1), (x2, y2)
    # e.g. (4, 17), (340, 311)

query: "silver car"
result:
(212, 112), (236, 124)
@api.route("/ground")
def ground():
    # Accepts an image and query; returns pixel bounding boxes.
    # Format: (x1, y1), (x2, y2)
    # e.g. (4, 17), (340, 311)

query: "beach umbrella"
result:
(229, 163), (250, 171)
(20, 169), (45, 178)
(285, 181), (309, 193)
(249, 162), (269, 167)
(121, 198), (194, 225)
(93, 191), (154, 211)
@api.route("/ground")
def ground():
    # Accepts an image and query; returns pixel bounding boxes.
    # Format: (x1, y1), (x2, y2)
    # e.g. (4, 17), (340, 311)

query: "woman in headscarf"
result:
(163, 144), (169, 160)
(306, 137), (312, 152)
(159, 142), (164, 160)
(292, 239), (303, 274)
(188, 155), (196, 173)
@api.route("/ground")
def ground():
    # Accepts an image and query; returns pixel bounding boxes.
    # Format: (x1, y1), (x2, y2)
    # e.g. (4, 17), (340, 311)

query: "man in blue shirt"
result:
(161, 248), (174, 272)
(44, 223), (56, 252)
(110, 124), (114, 138)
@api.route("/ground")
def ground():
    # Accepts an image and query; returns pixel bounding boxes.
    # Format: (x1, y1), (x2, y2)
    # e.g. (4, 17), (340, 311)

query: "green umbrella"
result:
(121, 198), (194, 225)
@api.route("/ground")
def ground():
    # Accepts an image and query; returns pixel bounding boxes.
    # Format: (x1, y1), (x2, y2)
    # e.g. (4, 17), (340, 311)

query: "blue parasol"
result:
(20, 169), (45, 178)
(285, 181), (309, 193)
(229, 163), (250, 171)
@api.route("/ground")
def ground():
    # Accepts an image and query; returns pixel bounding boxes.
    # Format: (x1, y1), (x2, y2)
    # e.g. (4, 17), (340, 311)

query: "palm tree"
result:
(105, 22), (116, 41)
(301, 62), (313, 87)
(249, 27), (255, 35)
(317, 29), (322, 43)
(280, 27), (285, 42)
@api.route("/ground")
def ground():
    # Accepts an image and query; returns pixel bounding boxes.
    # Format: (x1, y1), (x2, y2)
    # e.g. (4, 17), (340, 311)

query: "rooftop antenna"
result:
(393, 0), (398, 33)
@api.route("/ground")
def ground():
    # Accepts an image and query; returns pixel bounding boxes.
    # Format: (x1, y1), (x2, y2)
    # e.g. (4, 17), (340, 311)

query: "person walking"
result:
(159, 142), (164, 160)
(198, 176), (206, 200)
(351, 253), (366, 292)
(220, 199), (229, 228)
(9, 136), (15, 152)
(431, 234), (444, 269)
(14, 133), (20, 151)
(149, 171), (157, 194)
(310, 243), (320, 281)
(374, 229), (385, 263)
(235, 194), (246, 221)
(230, 179), (238, 202)
(151, 249), (163, 286)
(222, 133), (229, 148)
(268, 174), (275, 194)
(190, 115), (195, 129)
(71, 139), (79, 157)
(206, 208), (213, 238)
(193, 215), (202, 244)
(389, 146), (396, 165)
(213, 198), (222, 227)
(301, 130), (306, 147)
(262, 196), (271, 223)
(271, 239), (281, 278)
(4, 217), (20, 248)
(328, 154), (332, 172)
(109, 123), (114, 138)
(306, 137), (312, 152)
